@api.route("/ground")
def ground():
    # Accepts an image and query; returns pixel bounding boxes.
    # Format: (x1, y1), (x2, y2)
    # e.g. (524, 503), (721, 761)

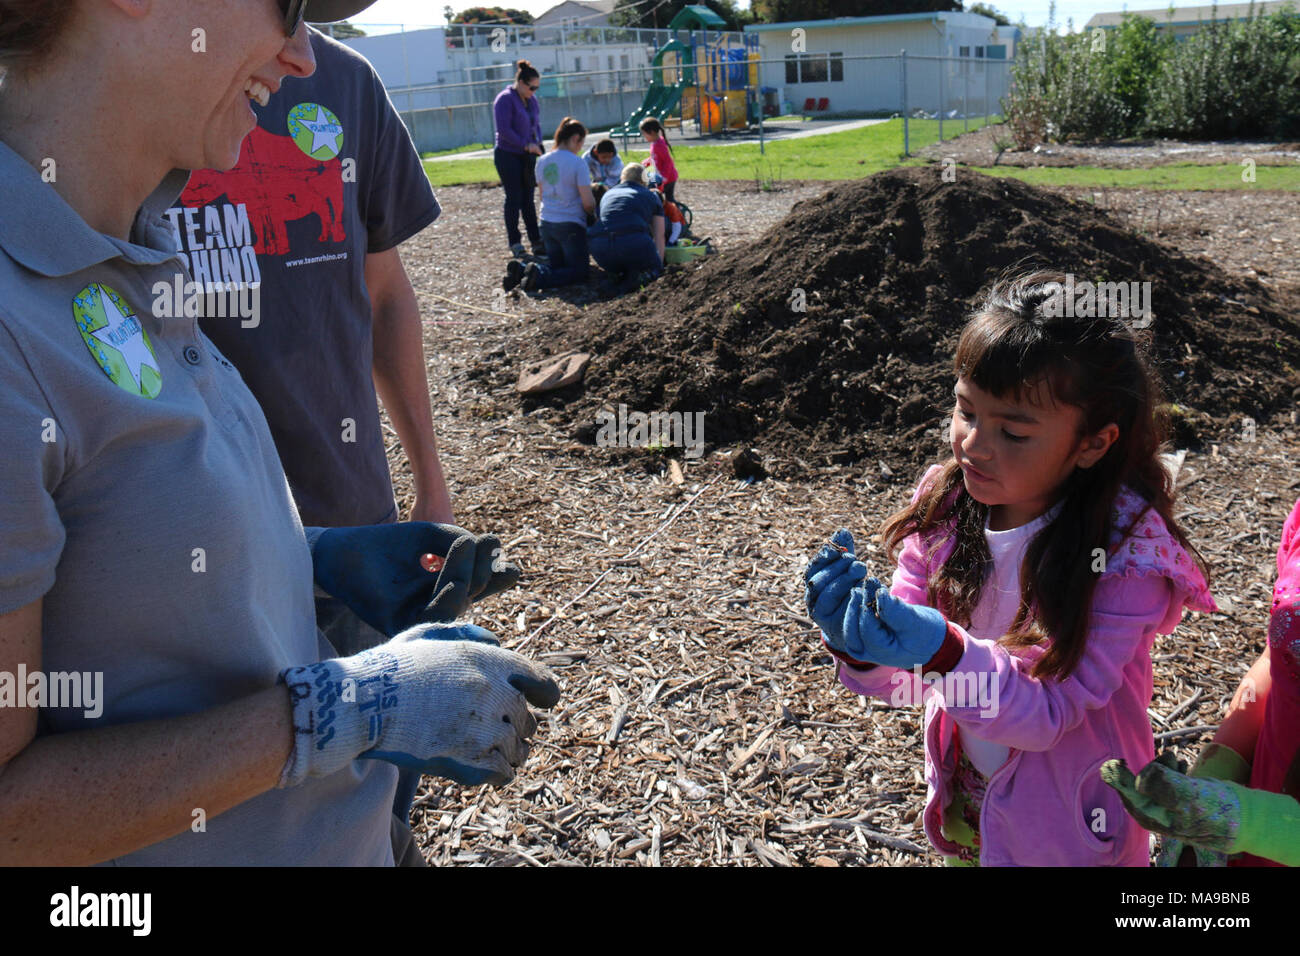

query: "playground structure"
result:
(609, 5), (759, 141)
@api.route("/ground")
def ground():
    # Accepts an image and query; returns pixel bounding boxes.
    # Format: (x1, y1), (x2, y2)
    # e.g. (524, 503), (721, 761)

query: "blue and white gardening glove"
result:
(306, 522), (521, 637)
(277, 623), (559, 789)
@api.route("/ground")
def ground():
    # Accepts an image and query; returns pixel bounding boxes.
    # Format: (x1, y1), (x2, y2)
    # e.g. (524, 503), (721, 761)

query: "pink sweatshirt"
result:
(1237, 496), (1300, 866)
(837, 465), (1216, 866)
(648, 137), (677, 184)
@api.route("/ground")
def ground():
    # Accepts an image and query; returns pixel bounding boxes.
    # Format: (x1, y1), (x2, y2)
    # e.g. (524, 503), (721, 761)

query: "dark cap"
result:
(308, 1), (380, 23)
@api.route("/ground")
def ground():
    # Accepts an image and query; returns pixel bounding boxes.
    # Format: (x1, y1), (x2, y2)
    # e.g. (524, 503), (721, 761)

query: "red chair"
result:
(803, 97), (816, 111)
(816, 97), (829, 111)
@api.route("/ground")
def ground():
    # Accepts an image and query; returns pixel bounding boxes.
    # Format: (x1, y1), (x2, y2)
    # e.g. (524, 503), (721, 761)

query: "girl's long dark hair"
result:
(880, 270), (1209, 680)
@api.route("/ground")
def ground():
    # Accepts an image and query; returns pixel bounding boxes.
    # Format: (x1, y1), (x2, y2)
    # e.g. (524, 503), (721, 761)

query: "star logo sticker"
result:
(72, 284), (162, 399)
(289, 102), (344, 160)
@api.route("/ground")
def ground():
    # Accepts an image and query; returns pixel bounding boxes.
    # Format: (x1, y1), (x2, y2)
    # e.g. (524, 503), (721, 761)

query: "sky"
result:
(344, 0), (1161, 32)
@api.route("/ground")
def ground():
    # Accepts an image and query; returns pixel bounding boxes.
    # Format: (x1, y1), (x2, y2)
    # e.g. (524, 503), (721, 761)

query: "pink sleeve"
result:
(936, 572), (1172, 749)
(836, 659), (922, 705)
(889, 462), (947, 605)
(890, 530), (932, 606)
(652, 140), (678, 181)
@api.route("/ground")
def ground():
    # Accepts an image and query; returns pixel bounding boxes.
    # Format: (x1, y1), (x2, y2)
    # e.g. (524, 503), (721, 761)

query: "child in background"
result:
(804, 270), (1215, 866)
(639, 117), (679, 205)
(659, 190), (685, 245)
(585, 138), (624, 188)
(1103, 495), (1300, 868)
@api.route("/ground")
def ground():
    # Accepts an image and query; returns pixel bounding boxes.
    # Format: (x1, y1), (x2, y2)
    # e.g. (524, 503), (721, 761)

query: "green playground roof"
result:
(669, 4), (728, 30)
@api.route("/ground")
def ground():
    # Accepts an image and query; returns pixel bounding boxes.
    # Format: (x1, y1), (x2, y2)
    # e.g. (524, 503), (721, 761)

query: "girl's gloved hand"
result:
(1103, 750), (1300, 866)
(1102, 753), (1240, 854)
(1153, 744), (1249, 867)
(804, 528), (869, 632)
(277, 625), (559, 789)
(834, 584), (949, 669)
(308, 522), (521, 637)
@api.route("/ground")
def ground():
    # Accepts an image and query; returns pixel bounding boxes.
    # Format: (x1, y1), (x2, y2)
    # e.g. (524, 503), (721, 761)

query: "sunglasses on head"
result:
(279, 0), (309, 37)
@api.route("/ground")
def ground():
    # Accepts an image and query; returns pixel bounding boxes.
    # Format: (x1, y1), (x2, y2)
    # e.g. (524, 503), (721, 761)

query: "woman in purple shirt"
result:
(492, 59), (545, 258)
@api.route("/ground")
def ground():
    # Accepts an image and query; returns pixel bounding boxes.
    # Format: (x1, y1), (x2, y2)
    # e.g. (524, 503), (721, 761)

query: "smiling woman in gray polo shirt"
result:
(0, 0), (556, 866)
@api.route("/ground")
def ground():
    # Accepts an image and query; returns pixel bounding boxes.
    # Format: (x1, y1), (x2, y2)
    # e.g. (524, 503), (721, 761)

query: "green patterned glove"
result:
(1102, 754), (1300, 864)
(1155, 744), (1249, 867)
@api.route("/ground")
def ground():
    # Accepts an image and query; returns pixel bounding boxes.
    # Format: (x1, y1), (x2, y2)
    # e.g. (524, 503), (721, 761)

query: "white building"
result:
(535, 0), (618, 40)
(342, 25), (654, 109)
(341, 23), (666, 151)
(1086, 1), (1296, 38)
(744, 12), (1017, 116)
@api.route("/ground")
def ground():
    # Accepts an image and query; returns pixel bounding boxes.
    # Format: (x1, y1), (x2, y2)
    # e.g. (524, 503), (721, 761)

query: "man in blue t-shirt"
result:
(589, 163), (665, 292)
(171, 27), (449, 538)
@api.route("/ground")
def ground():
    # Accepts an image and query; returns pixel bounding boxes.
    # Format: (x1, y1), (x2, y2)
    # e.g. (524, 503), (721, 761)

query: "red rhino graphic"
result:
(182, 125), (346, 257)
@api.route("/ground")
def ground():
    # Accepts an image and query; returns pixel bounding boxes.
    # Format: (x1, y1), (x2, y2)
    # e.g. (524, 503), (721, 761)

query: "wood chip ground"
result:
(390, 177), (1300, 866)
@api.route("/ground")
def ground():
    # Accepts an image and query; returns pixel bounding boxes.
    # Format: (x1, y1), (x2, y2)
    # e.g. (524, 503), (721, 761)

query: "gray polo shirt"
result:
(0, 141), (396, 865)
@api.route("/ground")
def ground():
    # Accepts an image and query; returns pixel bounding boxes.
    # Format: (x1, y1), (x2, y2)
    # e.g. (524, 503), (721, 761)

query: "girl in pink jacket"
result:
(804, 270), (1215, 866)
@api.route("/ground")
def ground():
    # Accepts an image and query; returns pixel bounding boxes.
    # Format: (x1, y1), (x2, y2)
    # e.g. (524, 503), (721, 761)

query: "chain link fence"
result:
(330, 25), (1010, 156)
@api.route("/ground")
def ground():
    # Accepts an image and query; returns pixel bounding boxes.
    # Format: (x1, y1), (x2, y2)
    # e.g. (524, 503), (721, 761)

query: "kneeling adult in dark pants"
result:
(589, 163), (665, 291)
(516, 117), (596, 292)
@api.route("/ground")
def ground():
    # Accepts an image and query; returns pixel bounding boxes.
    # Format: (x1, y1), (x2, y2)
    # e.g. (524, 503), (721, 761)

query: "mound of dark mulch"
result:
(525, 167), (1300, 476)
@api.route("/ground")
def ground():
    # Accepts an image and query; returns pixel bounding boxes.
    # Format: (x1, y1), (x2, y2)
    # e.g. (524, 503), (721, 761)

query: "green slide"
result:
(610, 80), (685, 138)
(608, 8), (728, 139)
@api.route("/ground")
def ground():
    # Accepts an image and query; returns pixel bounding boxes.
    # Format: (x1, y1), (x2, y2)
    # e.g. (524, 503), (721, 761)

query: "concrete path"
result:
(424, 117), (890, 162)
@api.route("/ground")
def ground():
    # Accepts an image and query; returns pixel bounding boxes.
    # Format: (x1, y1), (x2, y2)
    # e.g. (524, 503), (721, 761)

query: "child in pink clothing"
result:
(804, 270), (1215, 866)
(1104, 496), (1300, 867)
(639, 117), (679, 205)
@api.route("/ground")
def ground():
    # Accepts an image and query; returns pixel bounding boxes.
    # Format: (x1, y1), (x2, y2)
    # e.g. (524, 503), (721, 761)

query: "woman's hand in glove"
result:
(308, 522), (521, 636)
(278, 624), (559, 789)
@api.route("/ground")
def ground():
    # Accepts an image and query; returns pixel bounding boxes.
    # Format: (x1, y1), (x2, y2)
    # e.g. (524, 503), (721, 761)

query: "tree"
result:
(610, 0), (754, 32)
(450, 6), (534, 24)
(965, 2), (1010, 24)
(325, 20), (367, 37)
(751, 0), (959, 21)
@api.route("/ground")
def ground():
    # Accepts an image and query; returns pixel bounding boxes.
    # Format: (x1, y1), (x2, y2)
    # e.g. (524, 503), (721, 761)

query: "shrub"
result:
(1145, 8), (1300, 138)
(1003, 5), (1300, 141)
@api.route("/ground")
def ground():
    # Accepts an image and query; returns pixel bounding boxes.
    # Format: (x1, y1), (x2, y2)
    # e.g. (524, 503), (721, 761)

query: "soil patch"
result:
(920, 123), (1300, 168)
(524, 166), (1300, 476)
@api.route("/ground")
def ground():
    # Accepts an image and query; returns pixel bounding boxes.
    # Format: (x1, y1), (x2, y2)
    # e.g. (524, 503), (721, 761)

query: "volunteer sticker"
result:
(72, 284), (161, 399)
(288, 102), (344, 160)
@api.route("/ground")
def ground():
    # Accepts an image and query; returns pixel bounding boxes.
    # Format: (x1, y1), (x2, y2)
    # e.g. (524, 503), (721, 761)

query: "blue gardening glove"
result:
(278, 624), (560, 789)
(307, 522), (521, 637)
(804, 529), (870, 640)
(834, 582), (948, 668)
(804, 528), (860, 582)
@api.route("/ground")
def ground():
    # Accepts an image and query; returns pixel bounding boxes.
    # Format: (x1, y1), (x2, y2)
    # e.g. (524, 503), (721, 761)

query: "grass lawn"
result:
(963, 163), (1300, 191)
(421, 142), (493, 158)
(422, 118), (1300, 191)
(422, 117), (999, 187)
